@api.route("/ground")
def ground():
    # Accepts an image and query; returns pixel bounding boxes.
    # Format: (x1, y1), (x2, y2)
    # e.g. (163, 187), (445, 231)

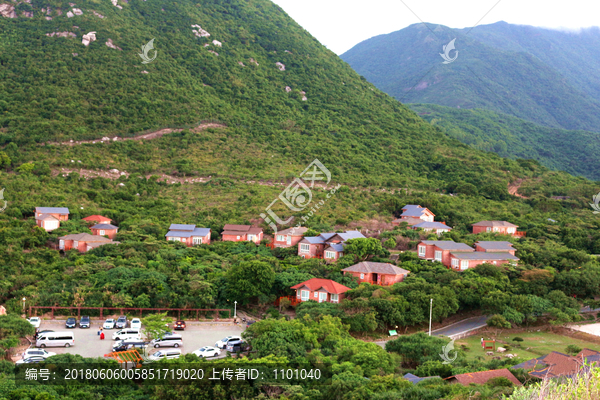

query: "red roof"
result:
(82, 215), (112, 223)
(291, 278), (350, 294)
(446, 368), (522, 386)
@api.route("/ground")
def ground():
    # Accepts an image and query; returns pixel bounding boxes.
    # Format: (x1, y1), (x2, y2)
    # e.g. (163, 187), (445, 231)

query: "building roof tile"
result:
(291, 278), (350, 294)
(343, 261), (410, 275)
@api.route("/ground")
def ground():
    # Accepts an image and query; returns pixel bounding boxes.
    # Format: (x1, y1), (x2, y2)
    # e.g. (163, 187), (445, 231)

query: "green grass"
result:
(456, 331), (600, 363)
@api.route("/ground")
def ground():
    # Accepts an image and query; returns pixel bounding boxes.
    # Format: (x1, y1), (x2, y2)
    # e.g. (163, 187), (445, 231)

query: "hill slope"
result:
(340, 23), (600, 132)
(410, 104), (600, 180)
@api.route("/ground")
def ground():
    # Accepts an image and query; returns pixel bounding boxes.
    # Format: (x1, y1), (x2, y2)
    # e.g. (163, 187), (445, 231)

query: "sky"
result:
(271, 0), (600, 54)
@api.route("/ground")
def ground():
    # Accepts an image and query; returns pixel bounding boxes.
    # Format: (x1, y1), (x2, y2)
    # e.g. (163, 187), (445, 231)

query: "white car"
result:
(103, 319), (116, 329)
(22, 348), (56, 360)
(112, 329), (141, 341)
(215, 336), (241, 349)
(130, 318), (142, 330)
(27, 317), (41, 328)
(193, 346), (221, 358)
(148, 349), (181, 361)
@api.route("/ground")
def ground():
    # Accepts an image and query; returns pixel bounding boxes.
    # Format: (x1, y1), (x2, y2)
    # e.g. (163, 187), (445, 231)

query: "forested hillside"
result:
(340, 23), (600, 133)
(410, 104), (600, 180)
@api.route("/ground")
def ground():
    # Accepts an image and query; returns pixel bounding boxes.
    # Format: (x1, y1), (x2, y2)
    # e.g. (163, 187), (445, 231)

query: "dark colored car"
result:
(115, 316), (127, 329)
(16, 356), (46, 365)
(112, 340), (147, 353)
(174, 320), (186, 330)
(66, 318), (77, 329)
(79, 316), (90, 329)
(226, 340), (248, 353)
(38, 330), (54, 334)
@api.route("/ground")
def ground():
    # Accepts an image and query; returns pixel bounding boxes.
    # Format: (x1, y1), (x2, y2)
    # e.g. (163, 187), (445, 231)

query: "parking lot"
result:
(30, 319), (245, 358)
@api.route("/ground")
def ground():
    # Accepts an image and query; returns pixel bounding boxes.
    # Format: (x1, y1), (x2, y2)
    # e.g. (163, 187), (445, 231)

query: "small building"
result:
(90, 223), (119, 240)
(474, 241), (516, 255)
(82, 215), (112, 225)
(412, 221), (452, 234)
(273, 227), (308, 248)
(59, 233), (118, 253)
(418, 240), (475, 267)
(449, 252), (519, 271)
(342, 261), (410, 286)
(399, 205), (435, 223)
(35, 207), (70, 231)
(403, 373), (440, 385)
(324, 243), (344, 261)
(472, 221), (519, 236)
(298, 231), (366, 259)
(221, 224), (263, 244)
(445, 368), (522, 386)
(511, 349), (600, 379)
(291, 278), (350, 304)
(165, 224), (211, 246)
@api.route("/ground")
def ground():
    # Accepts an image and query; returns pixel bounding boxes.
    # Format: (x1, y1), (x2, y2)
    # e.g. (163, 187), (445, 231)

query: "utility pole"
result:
(429, 298), (433, 336)
(234, 301), (237, 319)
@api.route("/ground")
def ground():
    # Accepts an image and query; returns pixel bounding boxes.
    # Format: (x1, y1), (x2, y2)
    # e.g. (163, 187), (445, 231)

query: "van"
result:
(150, 334), (183, 348)
(112, 329), (141, 341)
(148, 349), (181, 361)
(36, 331), (75, 348)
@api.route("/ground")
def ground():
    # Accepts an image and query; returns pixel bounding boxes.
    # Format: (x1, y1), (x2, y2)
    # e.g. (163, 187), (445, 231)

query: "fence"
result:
(28, 306), (231, 321)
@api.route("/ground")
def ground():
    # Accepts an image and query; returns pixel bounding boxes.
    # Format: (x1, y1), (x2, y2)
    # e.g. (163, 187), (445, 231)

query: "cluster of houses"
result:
(417, 240), (519, 270)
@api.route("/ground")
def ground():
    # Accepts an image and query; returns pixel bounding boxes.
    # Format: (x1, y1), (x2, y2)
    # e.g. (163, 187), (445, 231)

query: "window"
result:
(507, 228), (515, 234)
(319, 292), (327, 303)
(360, 273), (364, 279)
(486, 227), (491, 232)
(286, 236), (291, 245)
(331, 294), (339, 303)
(248, 235), (255, 242)
(492, 261), (497, 265)
(300, 244), (310, 252)
(325, 251), (336, 259)
(193, 237), (202, 245)
(451, 259), (458, 268)
(59, 240), (64, 250)
(493, 227), (499, 232)
(99, 230), (105, 236)
(181, 238), (186, 242)
(460, 260), (469, 270)
(434, 251), (442, 262)
(418, 246), (426, 256)
(314, 292), (318, 298)
(73, 241), (78, 248)
(276, 235), (284, 242)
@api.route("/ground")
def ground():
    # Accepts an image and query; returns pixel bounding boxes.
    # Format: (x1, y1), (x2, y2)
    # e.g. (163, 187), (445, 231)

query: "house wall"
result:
(449, 256), (514, 271)
(324, 250), (342, 261)
(91, 228), (118, 240)
(298, 243), (324, 259)
(273, 234), (304, 248)
(417, 243), (436, 260)
(222, 233), (246, 242)
(295, 289), (345, 303)
(344, 271), (406, 286)
(473, 226), (517, 235)
(37, 212), (68, 221)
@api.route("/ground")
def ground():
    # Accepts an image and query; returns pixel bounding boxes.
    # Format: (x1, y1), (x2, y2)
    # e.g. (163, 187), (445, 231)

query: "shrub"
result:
(512, 337), (524, 342)
(565, 345), (582, 355)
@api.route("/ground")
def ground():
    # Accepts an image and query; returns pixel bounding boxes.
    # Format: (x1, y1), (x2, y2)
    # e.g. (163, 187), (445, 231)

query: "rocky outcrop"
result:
(92, 11), (104, 18)
(0, 4), (16, 18)
(22, 11), (33, 17)
(82, 31), (96, 46)
(72, 8), (82, 15)
(249, 58), (259, 66)
(191, 24), (210, 37)
(141, 70), (149, 74)
(238, 62), (245, 67)
(111, 0), (122, 9)
(105, 39), (122, 50)
(66, 10), (74, 17)
(207, 50), (219, 56)
(275, 62), (285, 71)
(285, 86), (291, 92)
(212, 39), (222, 47)
(46, 32), (77, 38)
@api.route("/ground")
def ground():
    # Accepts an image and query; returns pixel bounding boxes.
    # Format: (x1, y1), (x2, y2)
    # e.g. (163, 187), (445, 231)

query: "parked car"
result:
(79, 316), (90, 329)
(226, 340), (248, 353)
(103, 319), (116, 329)
(148, 349), (181, 361)
(130, 318), (142, 330)
(174, 320), (186, 330)
(193, 346), (220, 358)
(38, 330), (54, 334)
(65, 318), (77, 329)
(115, 316), (127, 329)
(16, 356), (46, 365)
(36, 331), (75, 348)
(112, 340), (147, 353)
(215, 335), (242, 349)
(27, 317), (41, 328)
(22, 348), (56, 360)
(112, 329), (141, 341)
(150, 334), (183, 348)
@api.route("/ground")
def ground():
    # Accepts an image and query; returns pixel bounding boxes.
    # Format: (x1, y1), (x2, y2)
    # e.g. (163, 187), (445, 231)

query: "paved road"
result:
(23, 319), (245, 359)
(431, 315), (489, 338)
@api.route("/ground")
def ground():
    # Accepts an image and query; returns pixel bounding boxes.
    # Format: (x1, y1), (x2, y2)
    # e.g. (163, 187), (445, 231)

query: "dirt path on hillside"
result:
(508, 179), (528, 199)
(44, 122), (226, 146)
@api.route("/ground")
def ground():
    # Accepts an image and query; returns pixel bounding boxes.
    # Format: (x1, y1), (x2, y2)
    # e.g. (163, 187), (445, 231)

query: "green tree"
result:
(226, 260), (275, 305)
(385, 333), (450, 368)
(344, 238), (383, 261)
(141, 312), (171, 341)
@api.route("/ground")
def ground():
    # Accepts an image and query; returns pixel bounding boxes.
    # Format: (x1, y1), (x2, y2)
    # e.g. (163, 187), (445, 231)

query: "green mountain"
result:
(340, 22), (600, 132)
(409, 104), (600, 180)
